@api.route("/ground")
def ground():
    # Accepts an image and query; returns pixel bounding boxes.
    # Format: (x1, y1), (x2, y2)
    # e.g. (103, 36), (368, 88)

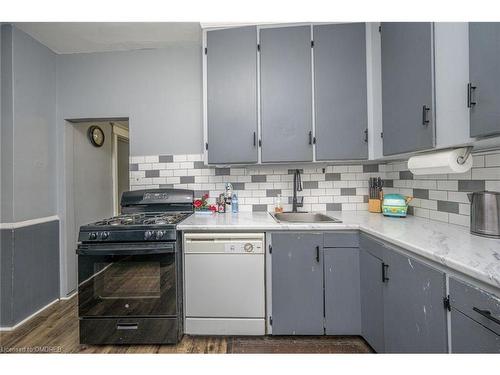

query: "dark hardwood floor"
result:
(0, 297), (372, 354)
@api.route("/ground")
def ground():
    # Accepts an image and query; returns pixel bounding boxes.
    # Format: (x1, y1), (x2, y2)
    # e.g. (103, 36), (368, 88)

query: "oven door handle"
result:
(76, 244), (175, 256)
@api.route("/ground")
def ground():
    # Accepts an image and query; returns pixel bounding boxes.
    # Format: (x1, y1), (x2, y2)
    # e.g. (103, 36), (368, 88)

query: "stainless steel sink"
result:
(270, 212), (342, 223)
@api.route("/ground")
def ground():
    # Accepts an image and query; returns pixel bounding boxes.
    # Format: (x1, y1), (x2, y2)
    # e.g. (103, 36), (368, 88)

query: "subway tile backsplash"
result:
(130, 150), (500, 228)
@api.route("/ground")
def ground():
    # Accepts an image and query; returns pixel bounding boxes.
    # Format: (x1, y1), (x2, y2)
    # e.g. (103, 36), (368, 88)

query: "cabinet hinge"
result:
(205, 142), (208, 150)
(443, 295), (451, 311)
(364, 128), (368, 143)
(257, 44), (260, 52)
(380, 132), (383, 139)
(313, 136), (316, 145)
(268, 244), (272, 254)
(258, 139), (262, 147)
(204, 47), (207, 55)
(269, 316), (273, 326)
(311, 40), (314, 48)
(379, 25), (381, 33)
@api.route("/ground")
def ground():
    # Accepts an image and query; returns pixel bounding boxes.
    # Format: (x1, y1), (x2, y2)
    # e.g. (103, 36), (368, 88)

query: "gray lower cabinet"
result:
(469, 22), (500, 138)
(359, 247), (385, 353)
(270, 233), (324, 335)
(313, 23), (368, 161)
(324, 248), (361, 335)
(449, 277), (500, 353)
(260, 26), (313, 163)
(451, 310), (500, 353)
(206, 26), (258, 164)
(381, 22), (435, 155)
(383, 248), (448, 353)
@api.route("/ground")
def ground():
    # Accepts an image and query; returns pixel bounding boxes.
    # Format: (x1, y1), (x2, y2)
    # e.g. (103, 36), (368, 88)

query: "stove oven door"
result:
(77, 243), (177, 318)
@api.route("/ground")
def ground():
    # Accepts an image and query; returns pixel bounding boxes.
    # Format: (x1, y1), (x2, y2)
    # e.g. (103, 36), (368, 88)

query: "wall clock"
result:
(88, 125), (105, 147)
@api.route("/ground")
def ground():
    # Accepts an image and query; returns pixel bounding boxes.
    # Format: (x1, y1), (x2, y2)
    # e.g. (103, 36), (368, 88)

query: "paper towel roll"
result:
(408, 148), (473, 175)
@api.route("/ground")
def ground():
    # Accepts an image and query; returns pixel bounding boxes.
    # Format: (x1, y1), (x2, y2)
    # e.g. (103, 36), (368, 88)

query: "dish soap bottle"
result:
(275, 194), (284, 213)
(231, 193), (239, 213)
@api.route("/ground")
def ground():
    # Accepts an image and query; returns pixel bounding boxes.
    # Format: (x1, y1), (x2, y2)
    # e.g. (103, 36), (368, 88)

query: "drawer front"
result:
(324, 232), (359, 248)
(79, 318), (179, 345)
(450, 277), (500, 335)
(451, 310), (500, 353)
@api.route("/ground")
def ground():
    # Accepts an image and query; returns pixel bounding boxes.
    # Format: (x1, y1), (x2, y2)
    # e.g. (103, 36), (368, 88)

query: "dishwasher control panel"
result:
(224, 242), (262, 253)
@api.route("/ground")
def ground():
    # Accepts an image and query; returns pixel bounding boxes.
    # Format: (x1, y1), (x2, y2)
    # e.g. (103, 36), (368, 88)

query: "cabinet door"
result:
(381, 22), (435, 155)
(314, 23), (368, 160)
(324, 248), (361, 335)
(359, 247), (385, 353)
(383, 249), (448, 353)
(260, 26), (313, 163)
(469, 22), (500, 138)
(271, 233), (323, 335)
(451, 309), (500, 353)
(206, 26), (258, 164)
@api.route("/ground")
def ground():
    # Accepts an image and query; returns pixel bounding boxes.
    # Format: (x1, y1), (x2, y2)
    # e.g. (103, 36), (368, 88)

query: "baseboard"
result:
(60, 290), (77, 300)
(0, 298), (59, 332)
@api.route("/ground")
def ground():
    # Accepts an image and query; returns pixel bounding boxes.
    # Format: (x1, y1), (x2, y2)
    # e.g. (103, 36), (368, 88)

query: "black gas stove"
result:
(76, 189), (193, 345)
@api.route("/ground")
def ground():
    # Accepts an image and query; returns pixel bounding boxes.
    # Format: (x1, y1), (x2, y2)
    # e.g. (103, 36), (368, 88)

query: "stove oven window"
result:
(78, 253), (177, 317)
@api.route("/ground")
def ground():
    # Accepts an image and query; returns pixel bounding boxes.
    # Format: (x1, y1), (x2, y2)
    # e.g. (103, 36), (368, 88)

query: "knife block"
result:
(368, 198), (382, 213)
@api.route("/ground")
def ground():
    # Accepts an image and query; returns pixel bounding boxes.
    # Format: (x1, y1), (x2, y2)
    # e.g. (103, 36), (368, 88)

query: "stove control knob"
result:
(89, 232), (97, 240)
(101, 232), (109, 240)
(156, 230), (165, 239)
(144, 231), (153, 240)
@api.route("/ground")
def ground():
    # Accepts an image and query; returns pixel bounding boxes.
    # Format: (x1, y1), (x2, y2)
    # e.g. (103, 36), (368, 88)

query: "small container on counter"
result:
(231, 194), (239, 213)
(274, 194), (284, 213)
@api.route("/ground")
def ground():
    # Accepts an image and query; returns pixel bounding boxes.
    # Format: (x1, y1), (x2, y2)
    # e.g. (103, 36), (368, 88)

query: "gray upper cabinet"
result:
(206, 26), (258, 164)
(383, 248), (448, 353)
(271, 232), (324, 335)
(381, 22), (435, 155)
(314, 23), (368, 160)
(260, 26), (313, 163)
(469, 23), (500, 138)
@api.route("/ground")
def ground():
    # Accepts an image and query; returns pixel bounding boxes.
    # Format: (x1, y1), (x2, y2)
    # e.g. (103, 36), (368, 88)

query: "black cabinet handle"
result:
(309, 131), (313, 145)
(467, 83), (477, 108)
(253, 132), (256, 147)
(382, 262), (389, 282)
(116, 323), (139, 330)
(473, 307), (500, 326)
(316, 246), (320, 263)
(422, 105), (430, 126)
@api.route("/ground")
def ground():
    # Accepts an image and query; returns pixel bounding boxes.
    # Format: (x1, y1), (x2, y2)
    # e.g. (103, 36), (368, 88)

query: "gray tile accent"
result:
(413, 188), (429, 200)
(194, 190), (209, 198)
(288, 169), (304, 174)
(363, 164), (379, 173)
(325, 173), (341, 181)
(326, 203), (342, 211)
(303, 181), (318, 189)
(252, 204), (268, 212)
(266, 189), (282, 197)
(437, 200), (459, 214)
(399, 170), (414, 180)
(251, 175), (267, 183)
(159, 155), (174, 163)
(407, 206), (414, 216)
(383, 179), (394, 188)
(180, 176), (195, 184)
(231, 182), (245, 190)
(341, 188), (357, 196)
(145, 170), (160, 178)
(215, 168), (231, 176)
(458, 180), (485, 192)
(129, 163), (139, 171)
(159, 184), (174, 188)
(194, 161), (207, 169)
(363, 195), (369, 203)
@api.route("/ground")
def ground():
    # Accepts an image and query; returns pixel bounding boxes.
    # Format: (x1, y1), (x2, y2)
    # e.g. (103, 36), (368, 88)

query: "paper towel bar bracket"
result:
(457, 146), (473, 165)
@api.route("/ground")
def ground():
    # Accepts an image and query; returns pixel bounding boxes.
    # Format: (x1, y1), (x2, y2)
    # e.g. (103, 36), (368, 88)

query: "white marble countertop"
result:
(178, 211), (500, 290)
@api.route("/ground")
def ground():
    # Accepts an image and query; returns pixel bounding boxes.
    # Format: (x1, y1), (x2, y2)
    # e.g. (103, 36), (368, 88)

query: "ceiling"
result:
(14, 22), (202, 54)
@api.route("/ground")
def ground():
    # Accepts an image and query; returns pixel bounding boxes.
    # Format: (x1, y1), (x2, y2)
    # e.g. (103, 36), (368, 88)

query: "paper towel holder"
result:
(457, 146), (473, 165)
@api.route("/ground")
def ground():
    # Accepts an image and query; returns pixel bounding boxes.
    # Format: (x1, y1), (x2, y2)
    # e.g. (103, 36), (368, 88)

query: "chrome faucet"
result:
(292, 169), (303, 213)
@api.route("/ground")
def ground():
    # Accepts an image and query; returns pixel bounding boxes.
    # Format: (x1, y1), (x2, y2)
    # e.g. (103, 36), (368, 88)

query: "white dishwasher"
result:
(184, 232), (265, 335)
